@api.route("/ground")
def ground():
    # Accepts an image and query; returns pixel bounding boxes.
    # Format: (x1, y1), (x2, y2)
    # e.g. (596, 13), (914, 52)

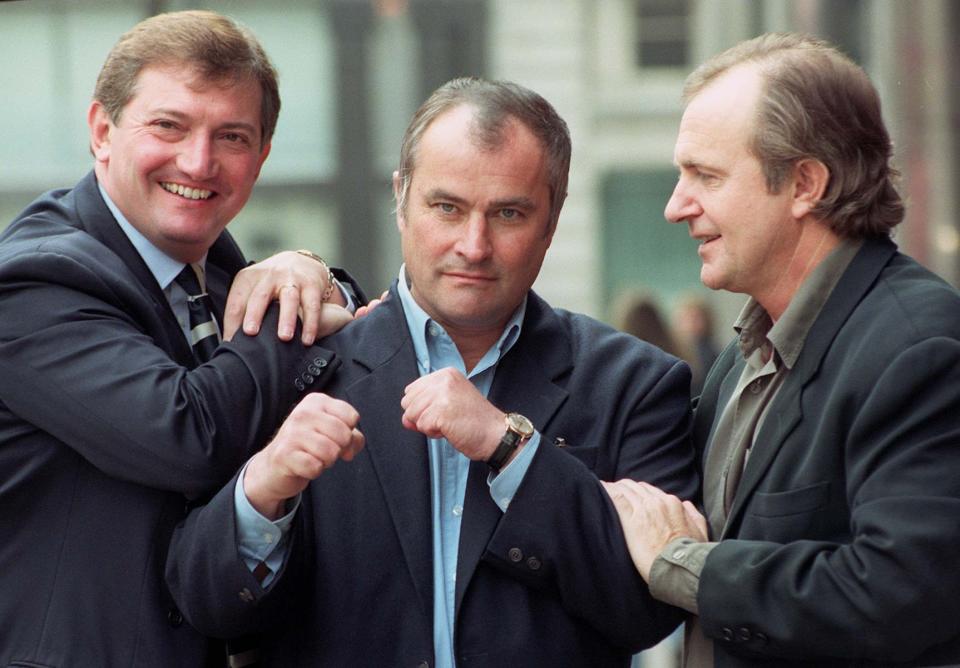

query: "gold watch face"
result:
(506, 413), (534, 439)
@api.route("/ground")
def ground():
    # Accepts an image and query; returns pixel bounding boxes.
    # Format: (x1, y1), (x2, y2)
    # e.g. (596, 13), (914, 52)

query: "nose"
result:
(455, 212), (493, 263)
(176, 134), (218, 181)
(664, 177), (701, 224)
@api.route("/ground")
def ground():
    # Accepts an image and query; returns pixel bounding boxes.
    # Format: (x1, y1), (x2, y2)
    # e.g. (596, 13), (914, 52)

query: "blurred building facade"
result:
(2, 0), (957, 335)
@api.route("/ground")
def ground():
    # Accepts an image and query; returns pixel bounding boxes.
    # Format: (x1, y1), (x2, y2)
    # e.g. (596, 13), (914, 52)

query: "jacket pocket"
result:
(555, 443), (598, 469)
(749, 481), (829, 517)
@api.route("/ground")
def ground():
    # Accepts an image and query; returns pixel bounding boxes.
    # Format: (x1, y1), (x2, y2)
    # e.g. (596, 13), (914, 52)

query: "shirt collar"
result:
(396, 264), (526, 376)
(98, 181), (201, 290)
(734, 238), (863, 369)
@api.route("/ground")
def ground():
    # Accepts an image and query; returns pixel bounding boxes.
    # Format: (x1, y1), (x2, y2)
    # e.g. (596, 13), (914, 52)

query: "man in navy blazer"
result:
(0, 11), (361, 667)
(605, 34), (960, 667)
(167, 78), (700, 666)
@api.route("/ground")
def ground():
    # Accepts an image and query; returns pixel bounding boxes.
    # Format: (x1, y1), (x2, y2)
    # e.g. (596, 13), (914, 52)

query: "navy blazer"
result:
(693, 239), (960, 667)
(0, 172), (342, 667)
(168, 283), (700, 667)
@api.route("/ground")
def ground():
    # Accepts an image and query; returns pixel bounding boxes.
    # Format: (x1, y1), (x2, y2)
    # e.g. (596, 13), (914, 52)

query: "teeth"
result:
(161, 182), (212, 200)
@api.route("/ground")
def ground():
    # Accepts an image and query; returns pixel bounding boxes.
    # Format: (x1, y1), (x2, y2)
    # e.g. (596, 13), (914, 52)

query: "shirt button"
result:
(452, 504), (463, 517)
(428, 324), (441, 337)
(263, 532), (274, 544)
(672, 549), (687, 561)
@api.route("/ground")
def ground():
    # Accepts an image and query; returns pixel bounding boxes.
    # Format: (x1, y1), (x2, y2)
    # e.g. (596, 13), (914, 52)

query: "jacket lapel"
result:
(73, 172), (198, 367)
(343, 291), (434, 619)
(454, 292), (571, 615)
(722, 239), (898, 535)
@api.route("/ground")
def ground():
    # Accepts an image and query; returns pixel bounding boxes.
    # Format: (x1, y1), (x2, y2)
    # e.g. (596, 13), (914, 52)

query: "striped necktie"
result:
(174, 263), (221, 362)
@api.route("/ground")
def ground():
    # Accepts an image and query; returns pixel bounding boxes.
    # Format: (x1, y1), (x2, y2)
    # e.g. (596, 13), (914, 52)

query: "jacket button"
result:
(736, 627), (751, 641)
(508, 547), (523, 562)
(307, 363), (321, 375)
(301, 372), (315, 385)
(755, 632), (768, 645)
(721, 627), (733, 642)
(416, 662), (429, 668)
(313, 357), (328, 368)
(526, 556), (542, 571)
(294, 378), (305, 391)
(167, 608), (183, 627)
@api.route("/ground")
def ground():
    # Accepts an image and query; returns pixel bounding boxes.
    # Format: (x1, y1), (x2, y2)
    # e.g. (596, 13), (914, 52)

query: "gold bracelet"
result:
(296, 249), (336, 302)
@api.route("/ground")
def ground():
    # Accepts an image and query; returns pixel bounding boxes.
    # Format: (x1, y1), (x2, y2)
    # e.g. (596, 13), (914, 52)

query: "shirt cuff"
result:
(648, 537), (716, 614)
(487, 431), (541, 512)
(335, 279), (356, 313)
(234, 462), (300, 587)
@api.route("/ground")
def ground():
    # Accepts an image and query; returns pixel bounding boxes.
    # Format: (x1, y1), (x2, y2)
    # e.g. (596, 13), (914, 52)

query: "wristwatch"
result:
(486, 413), (534, 472)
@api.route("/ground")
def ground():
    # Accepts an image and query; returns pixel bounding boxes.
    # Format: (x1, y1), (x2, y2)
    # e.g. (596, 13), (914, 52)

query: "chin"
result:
(699, 269), (730, 293)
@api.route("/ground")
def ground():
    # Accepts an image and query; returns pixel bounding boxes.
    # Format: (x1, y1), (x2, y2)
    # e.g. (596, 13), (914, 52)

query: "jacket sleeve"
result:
(0, 245), (339, 498)
(482, 356), (698, 653)
(698, 337), (960, 663)
(165, 469), (308, 638)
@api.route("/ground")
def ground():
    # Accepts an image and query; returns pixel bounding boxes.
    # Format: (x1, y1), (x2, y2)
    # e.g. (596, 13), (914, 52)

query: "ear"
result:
(253, 141), (272, 179)
(392, 170), (406, 233)
(544, 190), (566, 243)
(790, 158), (829, 220)
(88, 101), (113, 163)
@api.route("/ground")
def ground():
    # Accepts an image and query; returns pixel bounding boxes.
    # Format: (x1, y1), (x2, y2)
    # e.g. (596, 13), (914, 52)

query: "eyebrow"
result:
(676, 158), (724, 175)
(424, 189), (538, 212)
(151, 108), (260, 137)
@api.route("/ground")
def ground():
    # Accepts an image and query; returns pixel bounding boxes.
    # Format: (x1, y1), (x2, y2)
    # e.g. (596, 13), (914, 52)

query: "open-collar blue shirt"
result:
(396, 264), (541, 667)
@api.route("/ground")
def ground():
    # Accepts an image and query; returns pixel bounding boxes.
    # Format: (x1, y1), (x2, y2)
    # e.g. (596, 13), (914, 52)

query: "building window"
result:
(634, 0), (691, 68)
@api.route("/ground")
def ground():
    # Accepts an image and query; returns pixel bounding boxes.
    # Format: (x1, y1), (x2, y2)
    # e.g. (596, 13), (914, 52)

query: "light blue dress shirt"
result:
(234, 264), (541, 668)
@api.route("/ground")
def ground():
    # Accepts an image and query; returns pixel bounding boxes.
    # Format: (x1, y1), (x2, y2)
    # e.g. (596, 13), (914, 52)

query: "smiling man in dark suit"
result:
(166, 77), (700, 667)
(0, 10), (362, 667)
(605, 33), (960, 668)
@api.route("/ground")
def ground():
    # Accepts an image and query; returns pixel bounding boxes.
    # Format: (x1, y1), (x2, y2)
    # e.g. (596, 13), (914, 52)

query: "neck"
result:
(757, 220), (842, 321)
(448, 328), (504, 374)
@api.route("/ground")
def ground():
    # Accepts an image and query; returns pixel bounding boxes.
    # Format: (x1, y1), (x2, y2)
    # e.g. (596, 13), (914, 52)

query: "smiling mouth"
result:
(161, 182), (213, 201)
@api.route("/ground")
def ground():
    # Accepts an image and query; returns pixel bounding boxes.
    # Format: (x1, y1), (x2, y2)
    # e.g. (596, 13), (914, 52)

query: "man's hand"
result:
(602, 480), (708, 582)
(400, 368), (505, 462)
(354, 290), (389, 319)
(223, 250), (347, 345)
(243, 393), (364, 520)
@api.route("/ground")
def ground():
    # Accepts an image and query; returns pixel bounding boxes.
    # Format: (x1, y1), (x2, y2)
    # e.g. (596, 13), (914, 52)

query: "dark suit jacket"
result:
(167, 283), (700, 667)
(0, 172), (343, 667)
(693, 238), (960, 667)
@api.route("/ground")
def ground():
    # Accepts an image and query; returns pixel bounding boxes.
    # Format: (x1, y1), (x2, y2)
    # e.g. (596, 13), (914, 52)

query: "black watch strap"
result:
(487, 430), (522, 472)
(487, 413), (534, 472)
